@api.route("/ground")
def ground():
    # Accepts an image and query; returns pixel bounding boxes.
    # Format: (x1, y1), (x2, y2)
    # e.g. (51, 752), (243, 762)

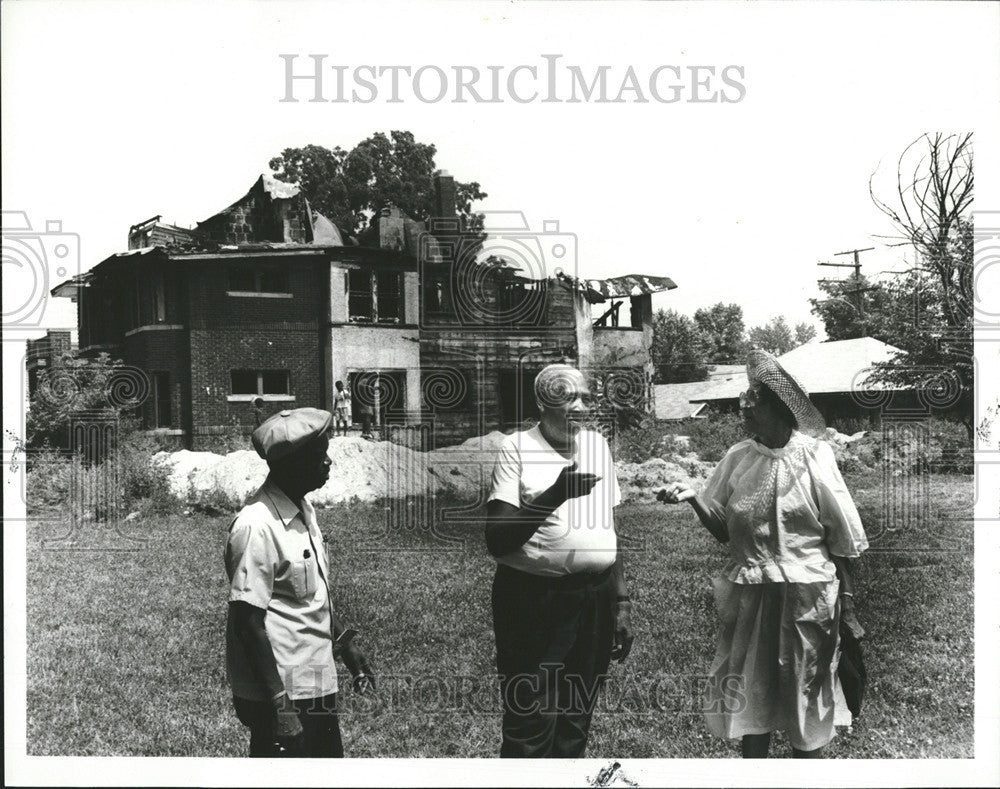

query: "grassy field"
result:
(25, 474), (974, 758)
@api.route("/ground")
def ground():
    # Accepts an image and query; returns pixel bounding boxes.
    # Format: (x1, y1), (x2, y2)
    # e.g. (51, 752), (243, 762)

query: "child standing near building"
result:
(333, 380), (352, 437)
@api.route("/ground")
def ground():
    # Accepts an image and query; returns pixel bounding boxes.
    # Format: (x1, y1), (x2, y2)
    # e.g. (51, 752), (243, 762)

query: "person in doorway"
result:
(485, 364), (634, 758)
(225, 407), (375, 757)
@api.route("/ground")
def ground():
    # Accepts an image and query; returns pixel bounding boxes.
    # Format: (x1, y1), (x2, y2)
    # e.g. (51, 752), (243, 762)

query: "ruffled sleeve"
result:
(701, 440), (754, 524)
(810, 440), (869, 557)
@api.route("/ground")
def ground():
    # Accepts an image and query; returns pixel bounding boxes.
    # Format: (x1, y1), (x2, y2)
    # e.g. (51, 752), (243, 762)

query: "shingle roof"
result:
(653, 382), (713, 419)
(690, 337), (906, 402)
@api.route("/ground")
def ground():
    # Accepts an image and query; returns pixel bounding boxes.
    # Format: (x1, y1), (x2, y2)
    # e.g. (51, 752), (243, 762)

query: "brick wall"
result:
(420, 328), (576, 446)
(185, 254), (328, 447)
(187, 257), (325, 330)
(122, 328), (190, 432)
(189, 327), (326, 446)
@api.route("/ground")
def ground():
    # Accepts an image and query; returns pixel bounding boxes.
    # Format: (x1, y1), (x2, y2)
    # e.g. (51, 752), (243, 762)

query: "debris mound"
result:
(152, 429), (711, 509)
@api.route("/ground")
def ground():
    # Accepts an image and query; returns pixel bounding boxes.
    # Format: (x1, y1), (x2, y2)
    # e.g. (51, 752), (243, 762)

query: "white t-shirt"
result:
(488, 425), (621, 577)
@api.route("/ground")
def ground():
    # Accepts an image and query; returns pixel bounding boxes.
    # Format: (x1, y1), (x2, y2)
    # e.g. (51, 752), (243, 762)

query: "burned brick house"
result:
(51, 172), (676, 449)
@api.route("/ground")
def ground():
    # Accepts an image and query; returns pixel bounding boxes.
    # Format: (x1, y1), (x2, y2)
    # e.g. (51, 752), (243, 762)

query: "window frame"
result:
(227, 264), (291, 297)
(229, 369), (292, 399)
(346, 267), (403, 324)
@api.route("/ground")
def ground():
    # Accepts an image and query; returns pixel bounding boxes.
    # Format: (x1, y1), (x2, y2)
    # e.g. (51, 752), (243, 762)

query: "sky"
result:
(4, 3), (1000, 786)
(3, 1), (998, 342)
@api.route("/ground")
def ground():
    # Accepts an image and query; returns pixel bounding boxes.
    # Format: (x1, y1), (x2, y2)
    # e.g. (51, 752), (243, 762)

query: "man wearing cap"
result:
(486, 364), (634, 758)
(225, 407), (375, 757)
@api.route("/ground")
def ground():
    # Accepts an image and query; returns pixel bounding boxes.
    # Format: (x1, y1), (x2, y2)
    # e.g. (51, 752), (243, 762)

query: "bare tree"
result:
(868, 133), (974, 437)
(870, 132), (973, 329)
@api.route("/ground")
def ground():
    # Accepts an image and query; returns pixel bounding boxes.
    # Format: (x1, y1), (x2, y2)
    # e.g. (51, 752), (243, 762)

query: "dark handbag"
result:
(838, 626), (868, 717)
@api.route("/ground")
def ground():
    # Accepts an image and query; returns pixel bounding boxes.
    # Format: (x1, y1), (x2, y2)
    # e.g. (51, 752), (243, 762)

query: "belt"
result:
(496, 562), (615, 590)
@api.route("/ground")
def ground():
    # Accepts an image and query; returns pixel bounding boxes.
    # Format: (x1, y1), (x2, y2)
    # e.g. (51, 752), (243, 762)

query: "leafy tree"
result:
(269, 131), (487, 238)
(747, 316), (797, 356)
(693, 302), (747, 363)
(26, 353), (138, 451)
(809, 273), (895, 341)
(794, 322), (817, 346)
(810, 270), (941, 346)
(651, 309), (710, 383)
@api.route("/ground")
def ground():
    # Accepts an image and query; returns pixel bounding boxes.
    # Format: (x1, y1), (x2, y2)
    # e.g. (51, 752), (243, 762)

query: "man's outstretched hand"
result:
(552, 462), (602, 505)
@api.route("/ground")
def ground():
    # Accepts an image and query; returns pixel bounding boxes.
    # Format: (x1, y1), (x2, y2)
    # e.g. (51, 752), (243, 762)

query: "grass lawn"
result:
(25, 474), (973, 758)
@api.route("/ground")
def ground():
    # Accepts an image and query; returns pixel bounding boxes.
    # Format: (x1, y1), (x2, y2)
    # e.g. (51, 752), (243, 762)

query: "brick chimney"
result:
(434, 171), (457, 218)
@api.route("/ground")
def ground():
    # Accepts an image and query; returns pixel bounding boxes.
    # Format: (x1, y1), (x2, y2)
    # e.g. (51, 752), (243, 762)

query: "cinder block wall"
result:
(196, 177), (312, 244)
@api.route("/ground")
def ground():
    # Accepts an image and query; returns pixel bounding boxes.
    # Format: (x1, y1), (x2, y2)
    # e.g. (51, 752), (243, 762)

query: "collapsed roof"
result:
(51, 174), (679, 304)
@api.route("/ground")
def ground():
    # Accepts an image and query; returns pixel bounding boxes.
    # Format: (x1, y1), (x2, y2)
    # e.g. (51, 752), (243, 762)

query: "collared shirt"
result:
(702, 431), (869, 584)
(488, 425), (621, 577)
(225, 476), (338, 700)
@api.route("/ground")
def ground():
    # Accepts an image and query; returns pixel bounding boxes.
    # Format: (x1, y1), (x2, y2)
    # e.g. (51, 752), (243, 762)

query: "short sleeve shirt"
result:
(701, 431), (869, 584)
(488, 425), (621, 577)
(225, 477), (338, 700)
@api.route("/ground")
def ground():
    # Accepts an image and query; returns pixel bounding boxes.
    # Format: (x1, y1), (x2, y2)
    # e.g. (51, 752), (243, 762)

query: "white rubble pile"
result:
(152, 428), (706, 508)
(152, 431), (510, 508)
(616, 458), (706, 503)
(822, 427), (868, 445)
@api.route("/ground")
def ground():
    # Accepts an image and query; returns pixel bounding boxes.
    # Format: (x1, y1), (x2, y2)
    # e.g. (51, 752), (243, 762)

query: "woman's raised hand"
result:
(657, 482), (696, 504)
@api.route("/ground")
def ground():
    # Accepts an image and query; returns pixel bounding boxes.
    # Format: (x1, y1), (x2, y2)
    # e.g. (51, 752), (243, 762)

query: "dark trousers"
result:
(232, 693), (344, 758)
(491, 563), (616, 758)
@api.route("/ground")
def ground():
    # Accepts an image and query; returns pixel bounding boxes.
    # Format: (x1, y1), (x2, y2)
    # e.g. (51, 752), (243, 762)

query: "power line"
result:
(816, 247), (876, 324)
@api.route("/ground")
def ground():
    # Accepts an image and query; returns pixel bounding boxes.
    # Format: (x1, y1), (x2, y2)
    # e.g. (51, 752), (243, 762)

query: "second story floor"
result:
(52, 170), (678, 356)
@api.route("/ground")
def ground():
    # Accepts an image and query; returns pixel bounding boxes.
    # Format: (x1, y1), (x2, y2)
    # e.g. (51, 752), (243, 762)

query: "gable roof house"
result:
(689, 337), (926, 425)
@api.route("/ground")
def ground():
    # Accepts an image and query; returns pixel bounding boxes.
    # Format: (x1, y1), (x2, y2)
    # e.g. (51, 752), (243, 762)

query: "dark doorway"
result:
(349, 370), (407, 427)
(498, 367), (541, 429)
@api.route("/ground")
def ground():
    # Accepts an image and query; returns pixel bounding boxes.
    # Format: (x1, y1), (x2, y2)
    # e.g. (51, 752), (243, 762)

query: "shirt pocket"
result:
(288, 559), (318, 600)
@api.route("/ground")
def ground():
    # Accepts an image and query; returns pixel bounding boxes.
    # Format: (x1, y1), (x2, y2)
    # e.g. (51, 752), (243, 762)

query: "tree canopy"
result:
(26, 353), (138, 451)
(694, 303), (747, 364)
(652, 302), (816, 382)
(269, 131), (487, 239)
(746, 315), (815, 356)
(651, 308), (711, 383)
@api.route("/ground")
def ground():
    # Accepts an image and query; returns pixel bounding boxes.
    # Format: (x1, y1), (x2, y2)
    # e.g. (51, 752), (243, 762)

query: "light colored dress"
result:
(700, 430), (868, 751)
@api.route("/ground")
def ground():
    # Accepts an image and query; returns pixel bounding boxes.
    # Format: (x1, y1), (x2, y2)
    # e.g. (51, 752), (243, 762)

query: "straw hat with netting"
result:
(745, 350), (826, 434)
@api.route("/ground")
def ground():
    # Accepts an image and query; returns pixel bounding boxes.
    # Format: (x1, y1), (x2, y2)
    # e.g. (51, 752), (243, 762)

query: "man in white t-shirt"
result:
(486, 364), (634, 758)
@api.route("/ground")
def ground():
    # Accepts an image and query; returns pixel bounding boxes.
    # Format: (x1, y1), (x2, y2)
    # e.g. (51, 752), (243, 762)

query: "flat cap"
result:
(252, 407), (333, 462)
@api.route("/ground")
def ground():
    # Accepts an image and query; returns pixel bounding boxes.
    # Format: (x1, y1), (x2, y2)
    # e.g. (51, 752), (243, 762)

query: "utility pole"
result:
(817, 247), (876, 322)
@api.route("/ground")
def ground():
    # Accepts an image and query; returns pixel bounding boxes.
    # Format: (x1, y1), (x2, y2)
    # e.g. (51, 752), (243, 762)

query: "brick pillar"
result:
(434, 171), (457, 218)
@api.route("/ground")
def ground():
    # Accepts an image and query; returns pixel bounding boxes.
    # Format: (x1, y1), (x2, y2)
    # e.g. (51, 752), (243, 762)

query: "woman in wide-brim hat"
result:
(659, 350), (867, 758)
